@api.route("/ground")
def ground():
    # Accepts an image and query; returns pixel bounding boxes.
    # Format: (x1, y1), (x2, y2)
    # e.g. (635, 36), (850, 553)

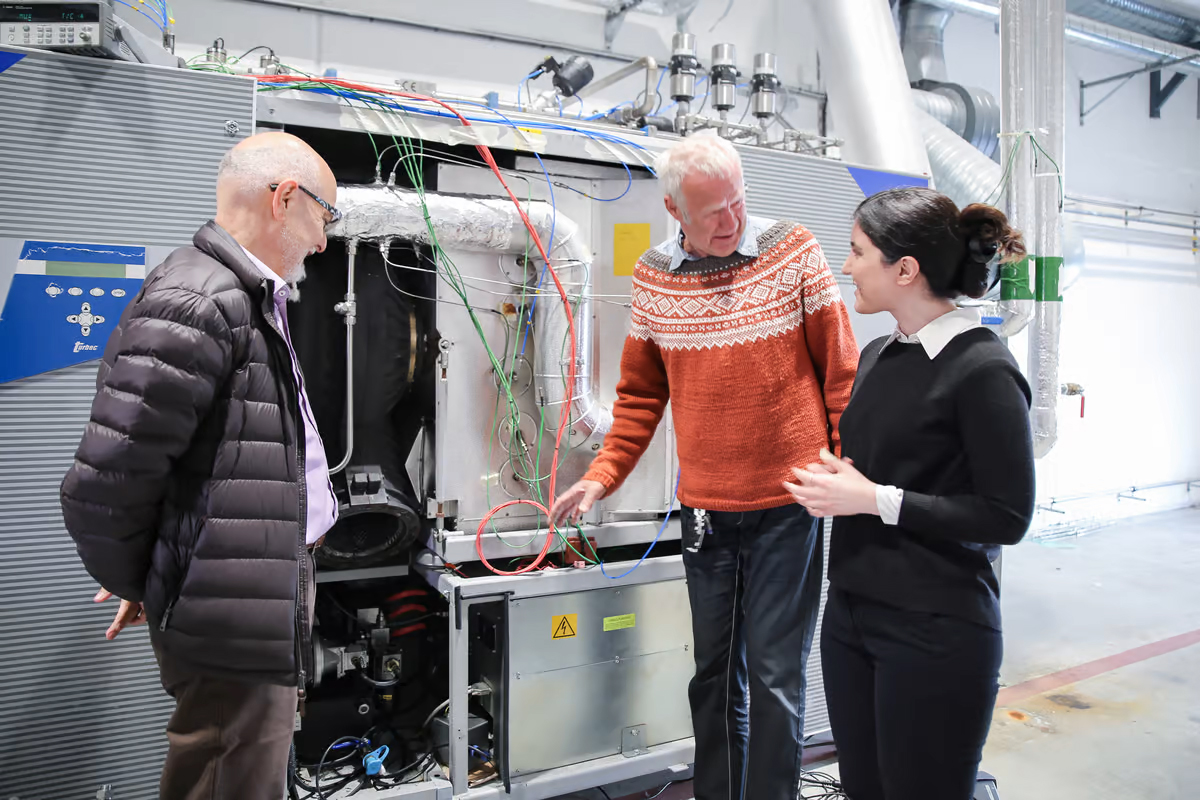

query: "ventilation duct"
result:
(1067, 0), (1200, 46)
(901, 1), (955, 81)
(913, 106), (1004, 210)
(809, 0), (931, 176)
(922, 0), (1200, 74)
(912, 84), (1002, 158)
(328, 185), (613, 451)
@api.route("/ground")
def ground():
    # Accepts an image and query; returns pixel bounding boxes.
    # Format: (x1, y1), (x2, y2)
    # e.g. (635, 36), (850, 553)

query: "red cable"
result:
(385, 589), (428, 603)
(386, 604), (428, 620)
(260, 76), (578, 576)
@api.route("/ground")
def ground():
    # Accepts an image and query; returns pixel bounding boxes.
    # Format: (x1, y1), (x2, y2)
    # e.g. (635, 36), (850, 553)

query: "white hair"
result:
(217, 141), (323, 195)
(653, 132), (743, 221)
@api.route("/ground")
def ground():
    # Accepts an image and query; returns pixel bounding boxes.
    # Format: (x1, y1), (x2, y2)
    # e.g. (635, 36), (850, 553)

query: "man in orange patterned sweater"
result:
(552, 134), (858, 800)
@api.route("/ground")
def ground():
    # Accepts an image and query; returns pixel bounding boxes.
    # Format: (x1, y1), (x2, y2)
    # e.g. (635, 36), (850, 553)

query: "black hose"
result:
(357, 671), (401, 689)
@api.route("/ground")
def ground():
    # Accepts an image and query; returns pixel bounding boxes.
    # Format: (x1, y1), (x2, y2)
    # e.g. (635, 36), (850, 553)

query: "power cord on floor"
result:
(800, 769), (848, 799)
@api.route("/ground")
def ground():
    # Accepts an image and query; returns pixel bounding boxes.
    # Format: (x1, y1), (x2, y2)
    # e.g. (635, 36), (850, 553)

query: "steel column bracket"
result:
(1150, 69), (1187, 118)
(1078, 53), (1195, 124)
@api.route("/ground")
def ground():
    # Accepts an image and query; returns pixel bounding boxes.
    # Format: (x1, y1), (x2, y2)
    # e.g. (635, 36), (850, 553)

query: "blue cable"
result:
(516, 69), (542, 112)
(599, 466), (682, 581)
(555, 158), (633, 203)
(112, 0), (165, 30)
(584, 100), (634, 121)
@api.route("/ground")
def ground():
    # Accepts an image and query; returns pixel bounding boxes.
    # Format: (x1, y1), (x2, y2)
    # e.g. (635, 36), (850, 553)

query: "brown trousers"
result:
(153, 554), (315, 800)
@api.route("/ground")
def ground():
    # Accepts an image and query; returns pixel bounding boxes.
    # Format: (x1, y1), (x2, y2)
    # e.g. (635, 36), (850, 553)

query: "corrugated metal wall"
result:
(737, 147), (871, 738)
(738, 145), (866, 284)
(0, 47), (254, 800)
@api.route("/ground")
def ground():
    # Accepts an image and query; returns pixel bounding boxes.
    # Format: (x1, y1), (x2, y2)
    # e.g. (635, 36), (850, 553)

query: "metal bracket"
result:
(1117, 489), (1148, 502)
(621, 724), (648, 758)
(1079, 54), (1196, 125)
(426, 497), (459, 524)
(1150, 69), (1188, 119)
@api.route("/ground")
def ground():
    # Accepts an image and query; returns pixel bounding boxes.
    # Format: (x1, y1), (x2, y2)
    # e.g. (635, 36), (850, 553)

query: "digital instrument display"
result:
(0, 4), (101, 23)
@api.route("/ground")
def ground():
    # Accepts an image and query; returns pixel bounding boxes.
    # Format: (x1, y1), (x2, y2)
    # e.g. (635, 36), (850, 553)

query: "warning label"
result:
(552, 614), (578, 640)
(603, 614), (637, 632)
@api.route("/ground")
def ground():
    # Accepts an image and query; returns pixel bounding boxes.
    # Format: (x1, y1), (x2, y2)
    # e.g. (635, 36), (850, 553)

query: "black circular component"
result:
(551, 55), (594, 97)
(315, 505), (422, 570)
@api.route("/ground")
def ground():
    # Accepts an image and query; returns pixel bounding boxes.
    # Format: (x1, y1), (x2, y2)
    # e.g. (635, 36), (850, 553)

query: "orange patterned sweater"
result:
(583, 220), (859, 512)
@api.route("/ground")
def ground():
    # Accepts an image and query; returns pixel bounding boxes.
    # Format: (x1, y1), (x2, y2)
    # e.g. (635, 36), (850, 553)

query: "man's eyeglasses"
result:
(269, 183), (342, 225)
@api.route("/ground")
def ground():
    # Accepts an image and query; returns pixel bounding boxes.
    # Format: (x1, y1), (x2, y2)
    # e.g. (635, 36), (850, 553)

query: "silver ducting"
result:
(997, 0), (1036, 338)
(922, 0), (1200, 75)
(914, 106), (1003, 210)
(1031, 0), (1067, 459)
(327, 184), (613, 446)
(901, 1), (955, 81)
(809, 0), (931, 176)
(912, 85), (1002, 158)
(1068, 0), (1200, 45)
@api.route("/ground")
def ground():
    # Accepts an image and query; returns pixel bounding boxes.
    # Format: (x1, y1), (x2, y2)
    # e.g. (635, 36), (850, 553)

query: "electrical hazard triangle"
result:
(551, 614), (578, 640)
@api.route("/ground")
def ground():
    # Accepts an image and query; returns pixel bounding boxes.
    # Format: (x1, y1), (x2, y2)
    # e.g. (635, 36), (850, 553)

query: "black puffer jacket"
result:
(61, 221), (311, 687)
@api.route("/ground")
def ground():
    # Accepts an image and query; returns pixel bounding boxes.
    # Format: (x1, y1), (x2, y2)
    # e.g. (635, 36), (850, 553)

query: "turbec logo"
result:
(74, 342), (99, 353)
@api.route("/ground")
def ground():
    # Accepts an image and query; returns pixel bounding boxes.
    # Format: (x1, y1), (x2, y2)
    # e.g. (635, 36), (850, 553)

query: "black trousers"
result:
(821, 588), (1002, 800)
(681, 504), (823, 800)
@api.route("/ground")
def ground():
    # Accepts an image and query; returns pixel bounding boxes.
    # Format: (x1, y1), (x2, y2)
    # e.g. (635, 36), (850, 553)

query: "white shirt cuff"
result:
(875, 484), (904, 526)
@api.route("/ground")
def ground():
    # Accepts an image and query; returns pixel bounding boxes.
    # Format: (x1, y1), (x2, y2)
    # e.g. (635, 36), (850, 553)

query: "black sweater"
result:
(830, 328), (1036, 630)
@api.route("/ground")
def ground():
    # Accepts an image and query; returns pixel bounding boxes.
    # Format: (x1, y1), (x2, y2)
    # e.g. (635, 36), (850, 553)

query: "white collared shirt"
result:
(879, 306), (982, 359)
(875, 306), (983, 525)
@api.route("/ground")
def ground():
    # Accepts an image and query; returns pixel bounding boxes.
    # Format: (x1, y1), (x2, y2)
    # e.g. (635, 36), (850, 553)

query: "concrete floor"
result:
(982, 507), (1200, 800)
(583, 508), (1200, 800)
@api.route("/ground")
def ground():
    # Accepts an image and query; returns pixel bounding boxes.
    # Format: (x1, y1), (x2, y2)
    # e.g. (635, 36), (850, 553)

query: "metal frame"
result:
(416, 556), (692, 798)
(1078, 53), (1195, 123)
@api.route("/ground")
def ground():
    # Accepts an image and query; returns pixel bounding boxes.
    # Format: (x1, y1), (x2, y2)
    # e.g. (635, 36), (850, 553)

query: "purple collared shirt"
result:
(242, 247), (339, 545)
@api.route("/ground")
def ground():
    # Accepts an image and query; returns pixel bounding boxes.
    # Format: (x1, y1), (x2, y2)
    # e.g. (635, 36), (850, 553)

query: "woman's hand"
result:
(783, 449), (879, 518)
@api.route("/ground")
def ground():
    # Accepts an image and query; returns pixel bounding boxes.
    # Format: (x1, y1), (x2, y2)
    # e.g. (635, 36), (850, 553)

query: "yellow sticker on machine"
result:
(552, 614), (578, 640)
(613, 223), (651, 276)
(603, 613), (637, 632)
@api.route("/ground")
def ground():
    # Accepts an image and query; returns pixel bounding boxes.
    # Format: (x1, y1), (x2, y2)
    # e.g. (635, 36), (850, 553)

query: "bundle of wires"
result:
(290, 737), (441, 799)
(112, 0), (173, 31)
(254, 73), (587, 577)
(250, 70), (680, 579)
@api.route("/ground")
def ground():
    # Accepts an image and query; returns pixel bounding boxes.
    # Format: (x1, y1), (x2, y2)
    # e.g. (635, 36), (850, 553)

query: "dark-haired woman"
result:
(784, 187), (1036, 800)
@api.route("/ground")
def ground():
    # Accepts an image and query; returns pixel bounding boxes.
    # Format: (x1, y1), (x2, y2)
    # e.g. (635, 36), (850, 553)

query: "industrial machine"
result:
(0, 35), (927, 800)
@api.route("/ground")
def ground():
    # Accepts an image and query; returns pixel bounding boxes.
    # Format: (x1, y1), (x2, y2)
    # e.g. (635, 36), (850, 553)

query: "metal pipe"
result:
(807, 0), (931, 176)
(1030, 0), (1067, 460)
(998, 0), (1036, 338)
(918, 0), (1200, 75)
(1066, 207), (1200, 231)
(575, 55), (659, 120)
(326, 185), (612, 446)
(1065, 195), (1200, 219)
(1072, 0), (1200, 45)
(330, 240), (358, 475)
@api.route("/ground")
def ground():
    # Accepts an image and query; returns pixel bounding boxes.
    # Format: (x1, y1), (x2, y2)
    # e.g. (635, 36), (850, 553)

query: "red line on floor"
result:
(996, 627), (1200, 708)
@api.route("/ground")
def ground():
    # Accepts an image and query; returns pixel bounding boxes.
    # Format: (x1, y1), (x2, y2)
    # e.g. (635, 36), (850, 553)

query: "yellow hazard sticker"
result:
(552, 614), (578, 640)
(603, 613), (637, 632)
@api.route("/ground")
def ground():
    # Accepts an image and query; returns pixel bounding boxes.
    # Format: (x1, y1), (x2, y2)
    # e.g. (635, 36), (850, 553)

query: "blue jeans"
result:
(681, 503), (823, 800)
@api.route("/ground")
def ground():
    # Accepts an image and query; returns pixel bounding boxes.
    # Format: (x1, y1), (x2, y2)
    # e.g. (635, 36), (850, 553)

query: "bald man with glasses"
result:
(62, 132), (341, 800)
